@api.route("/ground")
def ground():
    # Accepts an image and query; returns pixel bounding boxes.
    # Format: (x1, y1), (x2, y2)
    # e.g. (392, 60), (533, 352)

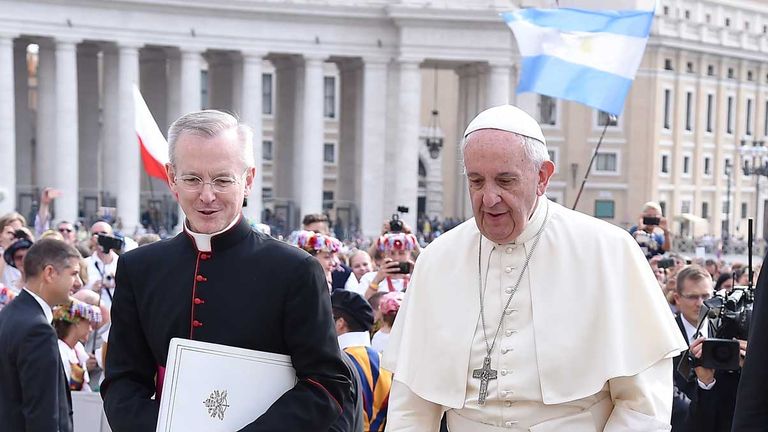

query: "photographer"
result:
(83, 221), (123, 309)
(355, 232), (418, 300)
(628, 201), (671, 259)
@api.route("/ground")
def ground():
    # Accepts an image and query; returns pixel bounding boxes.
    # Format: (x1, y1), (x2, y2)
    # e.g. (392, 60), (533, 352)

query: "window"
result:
(664, 89), (672, 129)
(764, 101), (768, 136)
(262, 73), (273, 115)
(684, 10), (690, 19)
(724, 158), (732, 176)
(683, 155), (691, 174)
(595, 152), (618, 172)
(661, 154), (670, 174)
(262, 188), (273, 200)
(594, 200), (615, 219)
(748, 70), (754, 81)
(262, 140), (273, 161)
(547, 149), (557, 166)
(597, 111), (618, 127)
(686, 62), (694, 73)
(742, 203), (748, 219)
(704, 156), (712, 175)
(685, 92), (693, 131)
(664, 59), (673, 71)
(681, 200), (691, 214)
(323, 76), (336, 119)
(706, 14), (711, 24)
(702, 202), (709, 219)
(728, 68), (735, 79)
(322, 191), (334, 210)
(323, 142), (335, 163)
(727, 96), (734, 134)
(707, 65), (714, 76)
(539, 96), (556, 125)
(706, 94), (714, 132)
(663, 6), (669, 16)
(746, 98), (754, 136)
(725, 18), (731, 27)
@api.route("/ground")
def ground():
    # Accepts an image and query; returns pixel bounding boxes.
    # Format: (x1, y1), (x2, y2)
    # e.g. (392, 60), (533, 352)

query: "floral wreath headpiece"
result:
(376, 233), (418, 252)
(53, 299), (102, 325)
(291, 230), (342, 255)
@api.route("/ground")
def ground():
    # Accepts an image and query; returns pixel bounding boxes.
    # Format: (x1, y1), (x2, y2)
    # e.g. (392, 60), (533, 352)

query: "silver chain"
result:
(477, 205), (549, 358)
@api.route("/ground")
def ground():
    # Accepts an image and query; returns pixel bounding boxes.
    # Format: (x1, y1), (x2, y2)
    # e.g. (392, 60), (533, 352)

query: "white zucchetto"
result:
(463, 104), (547, 145)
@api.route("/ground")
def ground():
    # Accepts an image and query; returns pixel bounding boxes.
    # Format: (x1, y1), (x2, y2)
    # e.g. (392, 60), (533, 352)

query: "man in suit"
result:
(0, 239), (83, 432)
(102, 110), (352, 431)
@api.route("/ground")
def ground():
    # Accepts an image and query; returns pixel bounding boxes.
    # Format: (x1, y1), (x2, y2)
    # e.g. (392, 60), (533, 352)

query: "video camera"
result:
(97, 233), (124, 254)
(389, 206), (409, 233)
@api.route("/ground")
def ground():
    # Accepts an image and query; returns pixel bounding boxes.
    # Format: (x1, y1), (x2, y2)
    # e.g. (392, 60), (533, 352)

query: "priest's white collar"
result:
(337, 331), (371, 350)
(481, 196), (549, 249)
(24, 287), (53, 323)
(184, 216), (240, 252)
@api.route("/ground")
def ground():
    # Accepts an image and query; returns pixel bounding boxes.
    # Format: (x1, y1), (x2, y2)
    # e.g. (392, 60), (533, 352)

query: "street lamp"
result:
(739, 138), (768, 239)
(724, 159), (732, 248)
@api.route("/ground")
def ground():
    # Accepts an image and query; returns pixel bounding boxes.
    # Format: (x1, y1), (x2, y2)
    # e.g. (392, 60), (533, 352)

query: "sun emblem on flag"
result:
(203, 389), (230, 420)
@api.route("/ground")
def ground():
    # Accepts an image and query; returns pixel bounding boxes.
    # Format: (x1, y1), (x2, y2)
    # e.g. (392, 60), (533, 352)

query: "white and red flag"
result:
(133, 85), (169, 181)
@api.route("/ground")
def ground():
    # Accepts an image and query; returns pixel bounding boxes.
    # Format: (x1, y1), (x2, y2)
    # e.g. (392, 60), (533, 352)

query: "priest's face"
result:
(464, 129), (554, 244)
(166, 128), (255, 234)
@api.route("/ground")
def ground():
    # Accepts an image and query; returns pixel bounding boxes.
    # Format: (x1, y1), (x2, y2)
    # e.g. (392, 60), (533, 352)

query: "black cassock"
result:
(102, 217), (352, 431)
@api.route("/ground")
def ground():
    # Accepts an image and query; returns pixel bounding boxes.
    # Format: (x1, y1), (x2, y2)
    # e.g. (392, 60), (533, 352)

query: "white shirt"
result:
(371, 329), (390, 354)
(2, 265), (22, 294)
(85, 251), (119, 309)
(337, 331), (371, 350)
(24, 287), (53, 323)
(681, 316), (708, 344)
(57, 339), (91, 391)
(354, 271), (408, 297)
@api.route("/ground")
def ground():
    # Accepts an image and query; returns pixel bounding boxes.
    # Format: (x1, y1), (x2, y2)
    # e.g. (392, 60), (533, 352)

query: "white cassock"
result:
(383, 198), (688, 432)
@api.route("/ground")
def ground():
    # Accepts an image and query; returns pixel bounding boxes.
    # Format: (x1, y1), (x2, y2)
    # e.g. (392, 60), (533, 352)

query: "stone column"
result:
(54, 38), (80, 223)
(486, 62), (511, 108)
(14, 39), (32, 198)
(179, 48), (203, 119)
(165, 49), (181, 126)
(36, 41), (56, 191)
(78, 44), (100, 205)
(116, 43), (141, 234)
(337, 60), (360, 205)
(239, 51), (265, 222)
(295, 54), (325, 216)
(0, 34), (16, 214)
(358, 58), (388, 238)
(394, 59), (421, 229)
(206, 51), (234, 111)
(101, 47), (120, 204)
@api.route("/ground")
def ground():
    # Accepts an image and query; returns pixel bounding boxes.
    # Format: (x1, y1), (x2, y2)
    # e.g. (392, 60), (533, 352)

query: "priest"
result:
(383, 105), (687, 431)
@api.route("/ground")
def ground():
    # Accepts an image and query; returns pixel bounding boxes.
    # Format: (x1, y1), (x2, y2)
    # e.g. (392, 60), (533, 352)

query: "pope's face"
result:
(166, 129), (255, 234)
(464, 129), (554, 244)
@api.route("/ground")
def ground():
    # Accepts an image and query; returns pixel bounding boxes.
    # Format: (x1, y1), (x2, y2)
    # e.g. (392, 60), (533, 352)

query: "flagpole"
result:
(571, 115), (614, 210)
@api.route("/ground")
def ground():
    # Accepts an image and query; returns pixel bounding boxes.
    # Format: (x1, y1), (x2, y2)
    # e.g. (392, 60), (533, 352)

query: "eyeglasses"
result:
(174, 169), (247, 193)
(680, 293), (712, 301)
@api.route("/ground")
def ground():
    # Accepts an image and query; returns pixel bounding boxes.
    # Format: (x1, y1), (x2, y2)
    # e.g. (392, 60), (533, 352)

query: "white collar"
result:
(337, 331), (371, 350)
(184, 215), (241, 252)
(681, 315), (707, 343)
(23, 288), (53, 324)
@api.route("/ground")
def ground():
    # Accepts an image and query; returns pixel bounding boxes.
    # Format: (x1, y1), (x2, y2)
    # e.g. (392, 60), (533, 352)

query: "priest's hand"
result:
(690, 337), (716, 386)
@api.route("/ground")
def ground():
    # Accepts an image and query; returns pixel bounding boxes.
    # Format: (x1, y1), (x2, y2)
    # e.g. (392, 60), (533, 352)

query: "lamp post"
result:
(739, 138), (768, 239)
(724, 159), (732, 250)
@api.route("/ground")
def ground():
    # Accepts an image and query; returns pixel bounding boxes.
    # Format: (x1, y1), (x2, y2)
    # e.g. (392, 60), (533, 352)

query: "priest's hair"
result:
(459, 132), (550, 174)
(168, 110), (255, 168)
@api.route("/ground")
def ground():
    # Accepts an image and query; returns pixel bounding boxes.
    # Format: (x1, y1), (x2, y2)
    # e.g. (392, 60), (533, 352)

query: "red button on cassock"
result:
(200, 253), (210, 260)
(192, 320), (203, 328)
(195, 275), (207, 282)
(194, 298), (205, 305)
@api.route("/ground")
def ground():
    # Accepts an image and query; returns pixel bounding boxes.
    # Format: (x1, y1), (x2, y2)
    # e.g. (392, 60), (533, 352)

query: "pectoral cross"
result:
(472, 355), (497, 405)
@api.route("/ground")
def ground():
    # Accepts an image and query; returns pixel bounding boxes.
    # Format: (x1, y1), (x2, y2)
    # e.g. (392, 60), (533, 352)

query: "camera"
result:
(389, 206), (409, 233)
(697, 287), (753, 371)
(97, 233), (124, 254)
(396, 261), (412, 274)
(642, 216), (661, 226)
(657, 258), (675, 269)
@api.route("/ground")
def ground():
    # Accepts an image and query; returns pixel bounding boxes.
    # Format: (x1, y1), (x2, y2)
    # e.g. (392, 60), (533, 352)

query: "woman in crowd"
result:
(371, 291), (403, 354)
(357, 232), (419, 299)
(52, 299), (102, 391)
(291, 230), (342, 292)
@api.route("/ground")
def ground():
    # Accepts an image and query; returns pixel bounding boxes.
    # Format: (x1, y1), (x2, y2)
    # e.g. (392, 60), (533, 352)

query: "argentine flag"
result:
(503, 8), (654, 116)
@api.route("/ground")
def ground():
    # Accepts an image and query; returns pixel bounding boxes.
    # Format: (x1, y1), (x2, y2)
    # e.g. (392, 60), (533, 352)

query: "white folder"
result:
(156, 338), (297, 432)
